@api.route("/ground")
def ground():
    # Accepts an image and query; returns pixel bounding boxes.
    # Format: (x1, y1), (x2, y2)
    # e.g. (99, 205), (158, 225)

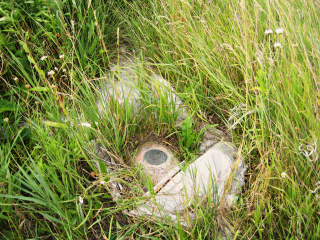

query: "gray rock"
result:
(97, 76), (142, 116)
(199, 124), (226, 153)
(96, 48), (187, 123)
(85, 140), (124, 201)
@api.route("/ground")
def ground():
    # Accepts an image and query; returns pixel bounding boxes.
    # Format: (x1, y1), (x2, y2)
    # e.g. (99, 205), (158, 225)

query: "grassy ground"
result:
(1, 0), (320, 239)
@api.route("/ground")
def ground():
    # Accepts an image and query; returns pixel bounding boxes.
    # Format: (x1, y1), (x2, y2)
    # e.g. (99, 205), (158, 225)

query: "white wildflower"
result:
(47, 70), (55, 76)
(78, 196), (83, 204)
(80, 123), (91, 128)
(13, 77), (18, 81)
(281, 172), (287, 179)
(100, 180), (105, 185)
(275, 28), (284, 34)
(59, 54), (65, 59)
(62, 69), (66, 72)
(264, 29), (273, 35)
(268, 57), (274, 66)
(40, 56), (48, 61)
(54, 67), (58, 71)
(4, 118), (9, 122)
(274, 42), (281, 48)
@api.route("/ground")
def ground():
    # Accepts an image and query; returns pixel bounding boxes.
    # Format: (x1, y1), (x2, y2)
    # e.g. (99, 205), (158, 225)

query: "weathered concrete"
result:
(130, 141), (247, 225)
(135, 141), (180, 185)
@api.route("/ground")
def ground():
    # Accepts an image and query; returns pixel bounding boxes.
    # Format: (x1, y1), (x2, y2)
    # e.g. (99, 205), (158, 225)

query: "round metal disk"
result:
(144, 149), (168, 165)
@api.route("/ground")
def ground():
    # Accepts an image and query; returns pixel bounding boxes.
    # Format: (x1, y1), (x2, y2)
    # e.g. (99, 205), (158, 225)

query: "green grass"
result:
(1, 0), (320, 239)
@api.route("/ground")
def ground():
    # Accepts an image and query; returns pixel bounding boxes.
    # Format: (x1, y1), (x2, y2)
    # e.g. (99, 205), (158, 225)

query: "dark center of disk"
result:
(144, 149), (168, 165)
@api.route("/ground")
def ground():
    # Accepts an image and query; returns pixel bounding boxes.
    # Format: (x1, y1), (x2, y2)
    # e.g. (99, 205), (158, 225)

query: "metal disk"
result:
(144, 149), (168, 165)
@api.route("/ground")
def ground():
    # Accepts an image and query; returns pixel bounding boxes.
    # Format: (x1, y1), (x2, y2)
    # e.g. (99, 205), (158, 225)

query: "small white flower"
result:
(40, 56), (48, 61)
(275, 28), (284, 34)
(100, 180), (105, 185)
(47, 70), (55, 76)
(80, 123), (91, 128)
(274, 42), (281, 48)
(78, 196), (84, 204)
(62, 68), (66, 72)
(54, 67), (58, 71)
(13, 77), (18, 81)
(4, 118), (9, 122)
(281, 172), (287, 179)
(59, 54), (65, 59)
(268, 57), (274, 66)
(264, 29), (273, 35)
